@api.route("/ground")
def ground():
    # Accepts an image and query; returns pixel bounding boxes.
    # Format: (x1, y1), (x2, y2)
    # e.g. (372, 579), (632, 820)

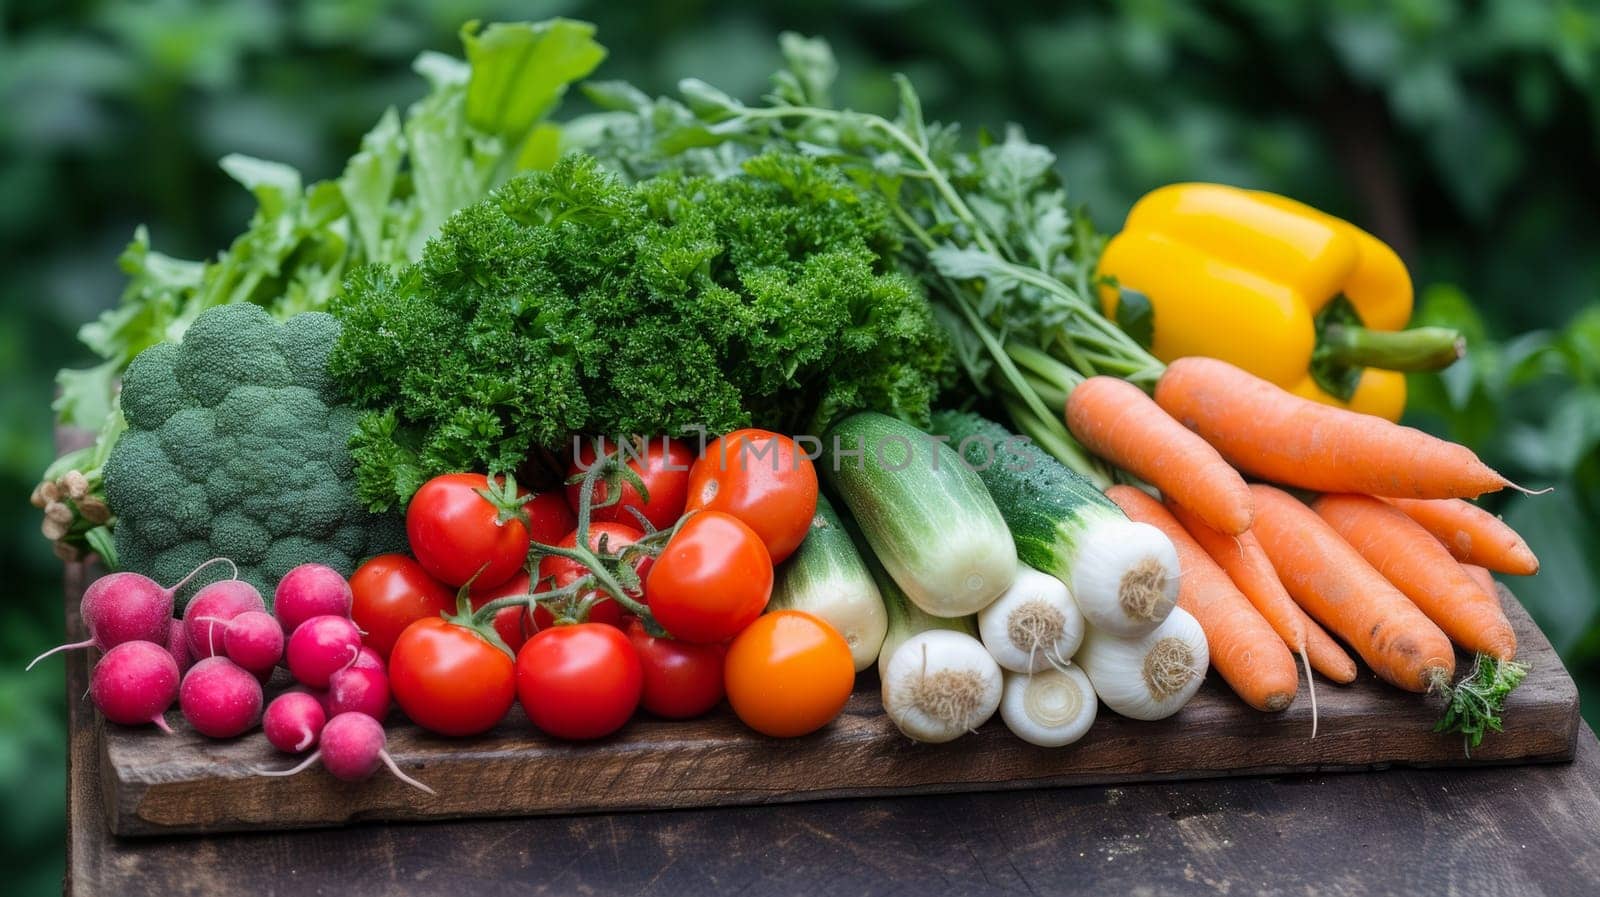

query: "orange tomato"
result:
(724, 610), (854, 737)
(686, 429), (818, 563)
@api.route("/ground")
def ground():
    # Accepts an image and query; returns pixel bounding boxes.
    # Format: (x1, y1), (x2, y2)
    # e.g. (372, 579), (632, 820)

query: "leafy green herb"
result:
(329, 153), (949, 511)
(1434, 654), (1529, 756)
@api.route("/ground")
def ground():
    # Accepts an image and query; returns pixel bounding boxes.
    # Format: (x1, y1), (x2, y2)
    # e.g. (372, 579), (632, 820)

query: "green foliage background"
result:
(2, 0), (1596, 890)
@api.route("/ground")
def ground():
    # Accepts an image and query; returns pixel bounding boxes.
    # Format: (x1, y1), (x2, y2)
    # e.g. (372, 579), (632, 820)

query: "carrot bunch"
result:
(1064, 358), (1538, 749)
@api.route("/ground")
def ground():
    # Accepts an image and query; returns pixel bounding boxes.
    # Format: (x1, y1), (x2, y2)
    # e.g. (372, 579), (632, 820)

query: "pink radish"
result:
(27, 558), (237, 670)
(179, 657), (263, 738)
(184, 579), (266, 660)
(89, 641), (180, 733)
(195, 610), (283, 677)
(350, 646), (385, 673)
(165, 618), (193, 675)
(257, 712), (433, 793)
(264, 691), (328, 753)
(286, 615), (364, 689)
(274, 564), (354, 633)
(327, 662), (390, 720)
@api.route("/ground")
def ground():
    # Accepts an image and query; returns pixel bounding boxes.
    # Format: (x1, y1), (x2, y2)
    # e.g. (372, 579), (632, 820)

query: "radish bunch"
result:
(90, 641), (181, 733)
(264, 691), (327, 753)
(258, 712), (433, 793)
(29, 558), (237, 670)
(259, 587), (422, 791)
(43, 559), (427, 796)
(40, 559), (240, 733)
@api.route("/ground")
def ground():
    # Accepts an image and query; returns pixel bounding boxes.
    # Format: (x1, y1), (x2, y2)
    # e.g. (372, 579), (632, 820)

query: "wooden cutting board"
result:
(97, 585), (1578, 837)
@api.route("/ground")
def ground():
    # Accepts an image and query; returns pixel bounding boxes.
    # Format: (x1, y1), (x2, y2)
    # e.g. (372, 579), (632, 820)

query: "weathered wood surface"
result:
(86, 564), (1577, 837)
(63, 574), (1600, 896)
(64, 563), (1600, 897)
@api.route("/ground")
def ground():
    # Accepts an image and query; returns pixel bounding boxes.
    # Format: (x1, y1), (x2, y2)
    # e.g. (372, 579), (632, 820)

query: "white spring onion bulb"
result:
(1069, 519), (1181, 638)
(881, 629), (1003, 743)
(1078, 606), (1209, 721)
(978, 565), (1084, 674)
(1000, 665), (1098, 747)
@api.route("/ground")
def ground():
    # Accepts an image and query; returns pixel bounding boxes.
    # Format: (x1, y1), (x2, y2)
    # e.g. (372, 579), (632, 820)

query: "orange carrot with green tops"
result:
(1067, 376), (1254, 534)
(1249, 485), (1456, 693)
(1316, 494), (1517, 661)
(1384, 497), (1539, 575)
(1155, 357), (1515, 499)
(1108, 485), (1298, 712)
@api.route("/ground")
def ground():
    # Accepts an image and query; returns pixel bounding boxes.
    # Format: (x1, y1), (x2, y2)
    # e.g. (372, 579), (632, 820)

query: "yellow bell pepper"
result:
(1098, 183), (1462, 421)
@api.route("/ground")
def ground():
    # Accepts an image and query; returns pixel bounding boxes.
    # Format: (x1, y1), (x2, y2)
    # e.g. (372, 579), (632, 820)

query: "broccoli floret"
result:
(330, 152), (951, 511)
(102, 304), (406, 607)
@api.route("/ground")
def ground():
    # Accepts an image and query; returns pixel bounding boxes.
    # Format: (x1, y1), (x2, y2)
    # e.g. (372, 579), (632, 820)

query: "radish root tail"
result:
(168, 557), (240, 594)
(25, 638), (95, 671)
(256, 752), (321, 778)
(380, 751), (436, 795)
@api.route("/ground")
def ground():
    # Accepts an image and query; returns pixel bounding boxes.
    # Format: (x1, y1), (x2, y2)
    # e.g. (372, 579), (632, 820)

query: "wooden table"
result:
(61, 566), (1600, 896)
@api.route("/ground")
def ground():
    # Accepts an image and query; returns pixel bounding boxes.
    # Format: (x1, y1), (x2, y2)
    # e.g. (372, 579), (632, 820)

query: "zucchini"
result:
(770, 493), (888, 672)
(823, 412), (1017, 617)
(928, 410), (1180, 637)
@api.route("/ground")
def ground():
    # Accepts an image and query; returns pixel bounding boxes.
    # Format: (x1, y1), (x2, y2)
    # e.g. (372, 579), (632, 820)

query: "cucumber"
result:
(770, 493), (888, 672)
(928, 410), (1180, 637)
(822, 412), (1017, 617)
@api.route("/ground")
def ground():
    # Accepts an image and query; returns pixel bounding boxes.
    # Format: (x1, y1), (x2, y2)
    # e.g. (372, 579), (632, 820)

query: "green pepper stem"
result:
(1318, 324), (1465, 372)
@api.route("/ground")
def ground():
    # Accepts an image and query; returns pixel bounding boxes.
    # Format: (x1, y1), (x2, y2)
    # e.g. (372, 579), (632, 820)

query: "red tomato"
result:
(406, 473), (532, 589)
(469, 570), (534, 653)
(516, 624), (642, 740)
(686, 429), (817, 562)
(524, 490), (578, 544)
(349, 554), (454, 660)
(645, 511), (773, 643)
(724, 610), (854, 738)
(535, 522), (651, 629)
(626, 618), (726, 719)
(389, 617), (516, 736)
(565, 437), (694, 531)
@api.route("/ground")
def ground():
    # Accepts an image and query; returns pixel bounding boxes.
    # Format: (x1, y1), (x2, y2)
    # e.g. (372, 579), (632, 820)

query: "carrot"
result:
(1298, 609), (1359, 686)
(1315, 494), (1517, 661)
(1249, 485), (1456, 692)
(1384, 497), (1539, 575)
(1164, 501), (1305, 652)
(1461, 563), (1498, 599)
(1108, 485), (1298, 712)
(1164, 499), (1328, 731)
(1066, 377), (1254, 534)
(1154, 357), (1513, 499)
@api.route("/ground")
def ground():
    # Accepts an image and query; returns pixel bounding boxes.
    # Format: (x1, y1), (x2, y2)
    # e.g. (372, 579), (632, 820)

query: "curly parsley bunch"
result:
(330, 152), (949, 510)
